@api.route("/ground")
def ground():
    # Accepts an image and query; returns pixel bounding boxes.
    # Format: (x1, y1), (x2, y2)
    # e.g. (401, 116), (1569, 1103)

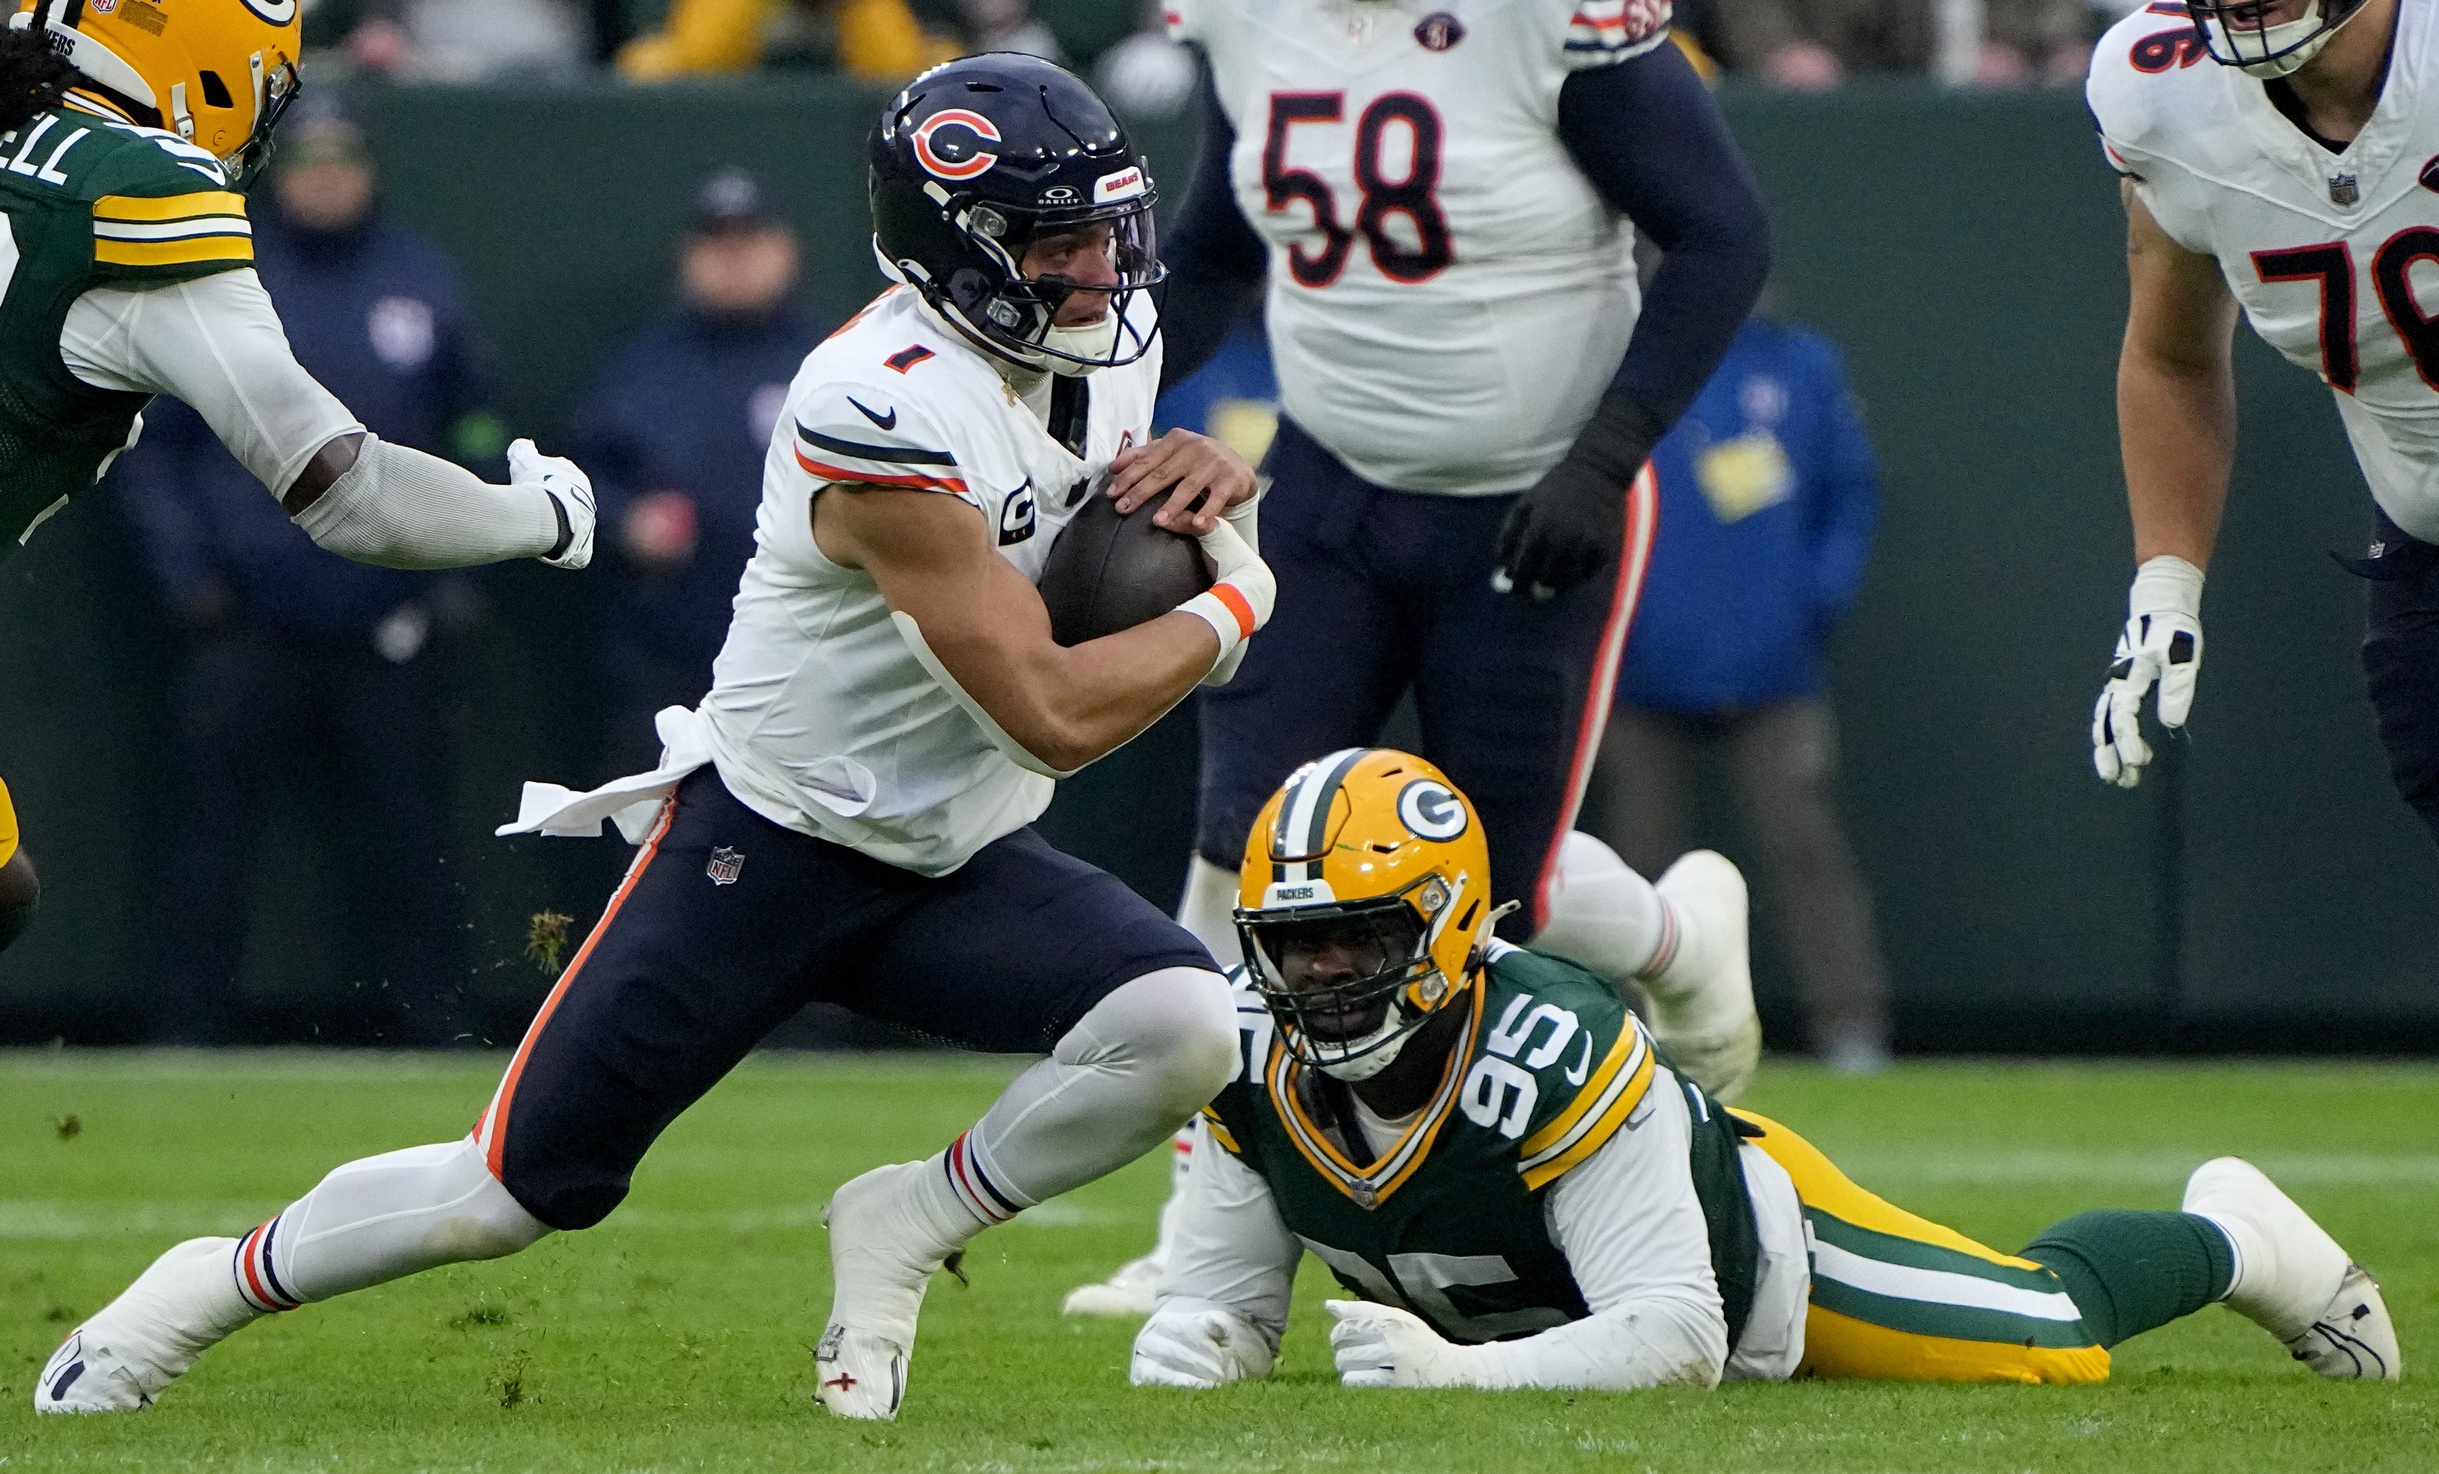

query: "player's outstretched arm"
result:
(61, 272), (595, 570)
(816, 481), (1273, 775)
(2093, 184), (2237, 787)
(1130, 1121), (1297, 1389)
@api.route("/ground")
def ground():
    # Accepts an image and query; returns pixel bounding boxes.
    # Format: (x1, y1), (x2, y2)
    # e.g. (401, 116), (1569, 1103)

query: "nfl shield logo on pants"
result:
(706, 847), (744, 885)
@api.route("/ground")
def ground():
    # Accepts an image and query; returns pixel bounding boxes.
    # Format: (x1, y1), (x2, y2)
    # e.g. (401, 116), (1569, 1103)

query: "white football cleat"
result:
(1642, 850), (1762, 1104)
(36, 1237), (260, 1413)
(817, 1160), (964, 1421)
(2183, 1157), (2400, 1380)
(1062, 1251), (1162, 1319)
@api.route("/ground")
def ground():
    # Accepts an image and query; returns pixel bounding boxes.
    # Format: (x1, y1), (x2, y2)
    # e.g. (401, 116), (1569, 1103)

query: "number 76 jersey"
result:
(2089, 0), (2439, 541)
(1173, 0), (1673, 495)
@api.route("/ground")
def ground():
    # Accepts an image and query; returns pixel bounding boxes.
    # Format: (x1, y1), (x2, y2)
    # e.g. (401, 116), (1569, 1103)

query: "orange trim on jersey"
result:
(474, 799), (677, 1178)
(824, 285), (902, 343)
(793, 449), (969, 495)
(1212, 582), (1257, 640)
(1531, 462), (1656, 933)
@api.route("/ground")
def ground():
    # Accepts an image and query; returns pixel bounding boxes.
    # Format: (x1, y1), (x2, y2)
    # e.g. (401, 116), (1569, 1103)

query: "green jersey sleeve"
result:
(1477, 945), (1657, 1192)
(73, 119), (252, 288)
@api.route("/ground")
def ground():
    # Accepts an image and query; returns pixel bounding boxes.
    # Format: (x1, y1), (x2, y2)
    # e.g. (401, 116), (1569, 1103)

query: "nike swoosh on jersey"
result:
(848, 397), (897, 431)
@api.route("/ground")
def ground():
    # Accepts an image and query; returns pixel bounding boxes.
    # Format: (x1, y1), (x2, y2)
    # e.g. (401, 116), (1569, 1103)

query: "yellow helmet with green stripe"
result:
(1236, 748), (1500, 1082)
(12, 0), (300, 180)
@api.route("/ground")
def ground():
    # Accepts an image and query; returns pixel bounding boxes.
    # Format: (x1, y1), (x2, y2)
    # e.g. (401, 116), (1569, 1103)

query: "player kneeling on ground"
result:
(1131, 749), (2399, 1391)
(39, 55), (1272, 1425)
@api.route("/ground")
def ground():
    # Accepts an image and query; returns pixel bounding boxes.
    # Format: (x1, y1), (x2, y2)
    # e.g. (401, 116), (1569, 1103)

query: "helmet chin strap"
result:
(2221, 0), (2369, 76)
(1041, 313), (1119, 378)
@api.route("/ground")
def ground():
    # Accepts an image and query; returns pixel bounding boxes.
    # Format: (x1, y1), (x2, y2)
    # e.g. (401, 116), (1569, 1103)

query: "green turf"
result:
(2, 1052), (2432, 1472)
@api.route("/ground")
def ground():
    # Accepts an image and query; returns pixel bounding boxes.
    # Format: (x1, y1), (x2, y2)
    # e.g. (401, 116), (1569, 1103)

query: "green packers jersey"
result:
(0, 104), (254, 560)
(1210, 946), (1762, 1347)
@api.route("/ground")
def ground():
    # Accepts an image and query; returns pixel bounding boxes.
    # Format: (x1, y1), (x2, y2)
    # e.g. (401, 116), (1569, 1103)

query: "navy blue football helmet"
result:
(870, 53), (1162, 373)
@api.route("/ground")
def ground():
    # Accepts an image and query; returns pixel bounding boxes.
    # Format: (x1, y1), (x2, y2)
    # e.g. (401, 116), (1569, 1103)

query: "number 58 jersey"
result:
(1174, 0), (1673, 495)
(2089, 0), (2439, 541)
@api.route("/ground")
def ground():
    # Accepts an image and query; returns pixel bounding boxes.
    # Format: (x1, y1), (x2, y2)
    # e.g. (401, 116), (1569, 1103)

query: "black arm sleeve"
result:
(1156, 59), (1269, 395)
(1556, 42), (1772, 433)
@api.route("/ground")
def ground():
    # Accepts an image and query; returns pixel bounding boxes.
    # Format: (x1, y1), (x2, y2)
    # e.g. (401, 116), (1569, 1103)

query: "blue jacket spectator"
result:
(570, 168), (822, 774)
(110, 96), (497, 1047)
(1617, 316), (1877, 713)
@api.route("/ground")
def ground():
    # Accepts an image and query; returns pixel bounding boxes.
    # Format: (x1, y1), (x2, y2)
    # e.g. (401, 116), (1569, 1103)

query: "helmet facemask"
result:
(225, 53), (299, 187)
(1240, 877), (1465, 1082)
(2189, 0), (2371, 77)
(928, 193), (1162, 375)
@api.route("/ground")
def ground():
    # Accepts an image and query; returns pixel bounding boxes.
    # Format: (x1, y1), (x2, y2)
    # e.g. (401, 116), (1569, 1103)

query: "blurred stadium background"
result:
(2, 0), (2436, 1059)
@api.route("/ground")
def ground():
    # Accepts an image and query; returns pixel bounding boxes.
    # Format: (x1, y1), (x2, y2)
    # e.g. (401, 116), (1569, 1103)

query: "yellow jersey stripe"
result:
(94, 235), (255, 269)
(93, 190), (249, 223)
(1198, 1108), (1240, 1156)
(1518, 1020), (1637, 1159)
(1520, 1044), (1656, 1191)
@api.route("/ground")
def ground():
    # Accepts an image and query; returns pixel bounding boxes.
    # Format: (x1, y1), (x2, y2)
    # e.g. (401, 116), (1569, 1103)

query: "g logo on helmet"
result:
(238, 0), (301, 23)
(1396, 779), (1467, 842)
(911, 109), (1002, 182)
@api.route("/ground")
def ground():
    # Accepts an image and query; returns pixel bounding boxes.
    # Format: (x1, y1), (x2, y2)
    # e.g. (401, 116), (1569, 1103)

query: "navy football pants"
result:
(2361, 510), (2439, 847)
(1196, 417), (1656, 931)
(475, 768), (1214, 1230)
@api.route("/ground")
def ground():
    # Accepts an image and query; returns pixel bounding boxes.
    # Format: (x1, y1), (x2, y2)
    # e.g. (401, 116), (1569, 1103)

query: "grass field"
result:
(2, 1052), (2433, 1472)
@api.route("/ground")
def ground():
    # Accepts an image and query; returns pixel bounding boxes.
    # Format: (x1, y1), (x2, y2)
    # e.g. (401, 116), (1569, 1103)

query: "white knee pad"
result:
(1064, 965), (1239, 1120)
(272, 1137), (553, 1303)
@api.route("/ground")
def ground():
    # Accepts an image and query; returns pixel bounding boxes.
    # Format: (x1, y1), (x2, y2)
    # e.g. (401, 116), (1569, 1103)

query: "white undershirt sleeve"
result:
(61, 269), (361, 496)
(1451, 1067), (1731, 1391)
(1153, 1118), (1303, 1341)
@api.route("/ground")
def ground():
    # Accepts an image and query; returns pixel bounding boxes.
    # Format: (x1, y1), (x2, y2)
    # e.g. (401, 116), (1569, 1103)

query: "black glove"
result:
(1495, 392), (1665, 598)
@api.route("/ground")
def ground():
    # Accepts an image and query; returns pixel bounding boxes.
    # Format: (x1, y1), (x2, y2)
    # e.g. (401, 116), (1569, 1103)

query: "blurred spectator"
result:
(1713, 0), (2090, 86)
(1579, 314), (1894, 1073)
(955, 0), (1062, 57)
(1153, 319), (1278, 466)
(1094, 0), (1197, 118)
(617, 0), (957, 81)
(570, 170), (823, 775)
(114, 97), (501, 1046)
(315, 0), (594, 79)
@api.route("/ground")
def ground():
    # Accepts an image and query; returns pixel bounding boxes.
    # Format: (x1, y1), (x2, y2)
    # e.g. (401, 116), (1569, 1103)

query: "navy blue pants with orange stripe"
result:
(1195, 416), (1655, 931)
(475, 768), (1214, 1230)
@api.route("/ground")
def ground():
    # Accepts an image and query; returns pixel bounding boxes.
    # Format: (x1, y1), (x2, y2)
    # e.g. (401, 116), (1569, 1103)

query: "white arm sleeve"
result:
(1454, 1069), (1730, 1391)
(1153, 1116), (1302, 1344)
(61, 269), (359, 496)
(62, 271), (563, 569)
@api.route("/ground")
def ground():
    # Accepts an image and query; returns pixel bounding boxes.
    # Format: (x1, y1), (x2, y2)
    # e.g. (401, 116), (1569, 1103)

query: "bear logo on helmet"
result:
(912, 109), (1002, 182)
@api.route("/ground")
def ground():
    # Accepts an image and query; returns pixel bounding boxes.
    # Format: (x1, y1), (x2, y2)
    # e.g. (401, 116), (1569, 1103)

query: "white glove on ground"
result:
(1326, 1300), (1479, 1389)
(2093, 554), (2204, 788)
(1130, 1303), (1277, 1388)
(1180, 514), (1276, 687)
(511, 438), (597, 570)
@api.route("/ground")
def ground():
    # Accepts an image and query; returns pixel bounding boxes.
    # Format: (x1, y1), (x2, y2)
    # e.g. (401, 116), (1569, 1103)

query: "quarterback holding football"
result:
(1130, 749), (2399, 1392)
(2088, 0), (2439, 841)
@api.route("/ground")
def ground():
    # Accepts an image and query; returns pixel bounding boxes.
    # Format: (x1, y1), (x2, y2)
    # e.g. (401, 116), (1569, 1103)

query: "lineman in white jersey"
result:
(38, 55), (1275, 1425)
(1066, 0), (1778, 1313)
(2087, 0), (2439, 841)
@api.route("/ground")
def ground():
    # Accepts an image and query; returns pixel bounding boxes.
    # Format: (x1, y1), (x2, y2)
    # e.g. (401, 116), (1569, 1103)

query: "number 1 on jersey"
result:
(1262, 91), (1455, 287)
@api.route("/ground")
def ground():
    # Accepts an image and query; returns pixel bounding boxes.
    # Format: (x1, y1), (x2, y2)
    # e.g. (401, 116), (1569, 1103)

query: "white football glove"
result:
(2092, 555), (2205, 788)
(510, 437), (597, 570)
(1326, 1300), (1478, 1389)
(1181, 515), (1276, 687)
(1129, 1304), (1277, 1389)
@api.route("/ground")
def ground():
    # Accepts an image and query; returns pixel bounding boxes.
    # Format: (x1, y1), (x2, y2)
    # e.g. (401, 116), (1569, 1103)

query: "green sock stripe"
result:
(1803, 1208), (2067, 1291)
(2020, 1209), (2234, 1350)
(1806, 1275), (2101, 1349)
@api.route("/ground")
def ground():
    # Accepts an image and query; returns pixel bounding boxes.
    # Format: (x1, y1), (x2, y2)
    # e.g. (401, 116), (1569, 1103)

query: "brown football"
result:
(1037, 489), (1211, 646)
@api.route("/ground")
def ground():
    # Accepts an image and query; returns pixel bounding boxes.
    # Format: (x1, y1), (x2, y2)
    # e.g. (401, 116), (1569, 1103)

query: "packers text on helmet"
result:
(10, 0), (300, 181)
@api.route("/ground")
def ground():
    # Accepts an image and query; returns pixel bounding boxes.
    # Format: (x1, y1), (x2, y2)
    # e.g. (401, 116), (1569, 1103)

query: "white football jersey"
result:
(699, 286), (1161, 875)
(2090, 0), (2439, 541)
(1173, 0), (1672, 494)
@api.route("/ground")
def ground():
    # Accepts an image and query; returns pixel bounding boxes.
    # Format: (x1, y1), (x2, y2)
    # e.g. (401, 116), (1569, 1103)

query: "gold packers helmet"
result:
(1236, 748), (1503, 1081)
(10, 0), (300, 180)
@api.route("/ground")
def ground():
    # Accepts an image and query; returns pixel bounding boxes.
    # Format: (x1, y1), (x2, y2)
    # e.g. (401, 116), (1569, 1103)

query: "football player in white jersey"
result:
(1065, 0), (1780, 1315)
(2087, 0), (2439, 840)
(37, 56), (1275, 1425)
